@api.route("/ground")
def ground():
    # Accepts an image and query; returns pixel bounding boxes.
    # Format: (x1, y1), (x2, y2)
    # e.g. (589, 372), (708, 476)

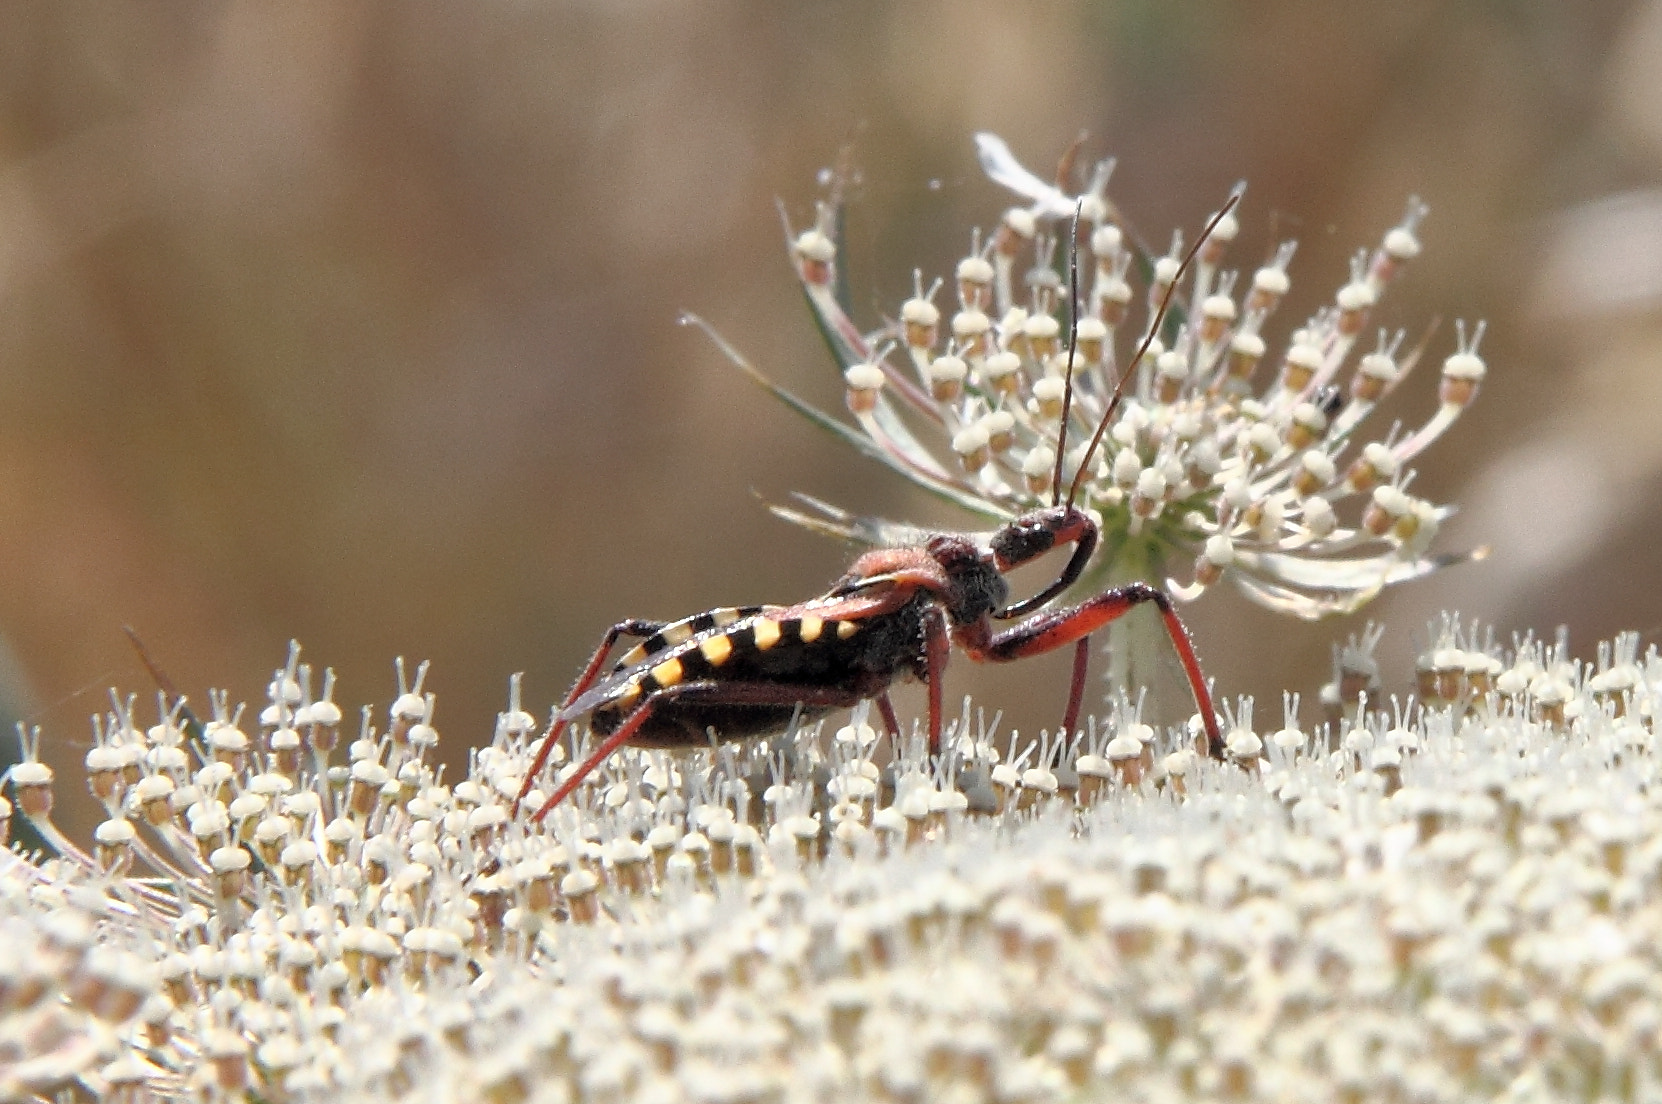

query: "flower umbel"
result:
(11, 628), (1662, 1101)
(736, 133), (1485, 620)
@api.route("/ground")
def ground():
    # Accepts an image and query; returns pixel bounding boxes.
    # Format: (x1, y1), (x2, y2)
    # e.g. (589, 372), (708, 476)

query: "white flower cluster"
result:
(6, 625), (1662, 1101)
(750, 134), (1486, 619)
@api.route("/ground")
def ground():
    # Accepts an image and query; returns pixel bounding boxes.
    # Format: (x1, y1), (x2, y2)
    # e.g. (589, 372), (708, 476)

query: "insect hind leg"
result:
(527, 678), (875, 822)
(512, 618), (666, 816)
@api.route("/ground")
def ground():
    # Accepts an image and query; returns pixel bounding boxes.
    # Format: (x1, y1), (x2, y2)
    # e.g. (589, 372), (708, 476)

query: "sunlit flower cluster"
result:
(743, 134), (1485, 619)
(6, 625), (1662, 1100)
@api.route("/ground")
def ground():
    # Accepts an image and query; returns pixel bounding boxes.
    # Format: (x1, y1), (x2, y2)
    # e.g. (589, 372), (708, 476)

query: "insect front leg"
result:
(527, 678), (878, 822)
(512, 618), (666, 815)
(959, 583), (1224, 758)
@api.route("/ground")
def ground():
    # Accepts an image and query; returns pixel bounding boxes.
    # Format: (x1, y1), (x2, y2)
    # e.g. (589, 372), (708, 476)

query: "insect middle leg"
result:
(513, 618), (666, 815)
(527, 679), (875, 822)
(961, 583), (1223, 758)
(856, 606), (948, 752)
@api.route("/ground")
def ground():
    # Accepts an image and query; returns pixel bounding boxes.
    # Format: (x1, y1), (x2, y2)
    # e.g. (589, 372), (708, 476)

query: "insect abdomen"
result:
(588, 604), (924, 747)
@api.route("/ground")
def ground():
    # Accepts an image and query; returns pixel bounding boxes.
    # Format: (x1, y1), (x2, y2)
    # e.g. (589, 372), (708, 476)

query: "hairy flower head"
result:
(8, 626), (1662, 1101)
(715, 134), (1487, 619)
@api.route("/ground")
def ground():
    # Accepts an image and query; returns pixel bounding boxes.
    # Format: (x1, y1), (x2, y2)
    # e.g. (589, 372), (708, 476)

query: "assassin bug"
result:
(514, 195), (1240, 823)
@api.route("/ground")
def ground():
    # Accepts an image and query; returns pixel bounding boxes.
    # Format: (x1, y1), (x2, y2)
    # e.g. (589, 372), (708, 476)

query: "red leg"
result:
(958, 583), (1223, 758)
(849, 612), (944, 752)
(922, 606), (949, 753)
(876, 694), (902, 740)
(513, 618), (664, 815)
(527, 679), (877, 822)
(1062, 636), (1091, 740)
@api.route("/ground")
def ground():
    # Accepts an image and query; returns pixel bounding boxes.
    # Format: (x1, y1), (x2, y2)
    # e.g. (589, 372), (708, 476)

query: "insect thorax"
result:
(925, 535), (1009, 627)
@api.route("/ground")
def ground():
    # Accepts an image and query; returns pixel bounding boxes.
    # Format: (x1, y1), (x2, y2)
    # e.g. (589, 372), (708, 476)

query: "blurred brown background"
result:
(2, 2), (1658, 797)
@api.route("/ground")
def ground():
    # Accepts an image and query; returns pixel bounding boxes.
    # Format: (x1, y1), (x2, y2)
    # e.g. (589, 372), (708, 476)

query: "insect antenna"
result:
(1065, 187), (1244, 511)
(1048, 202), (1084, 507)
